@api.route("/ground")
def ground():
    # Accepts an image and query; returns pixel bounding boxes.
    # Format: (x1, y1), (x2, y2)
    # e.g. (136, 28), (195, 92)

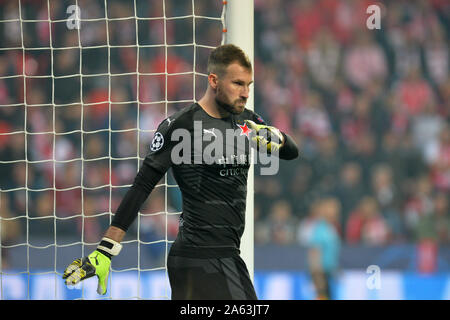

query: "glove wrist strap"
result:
(97, 237), (123, 257)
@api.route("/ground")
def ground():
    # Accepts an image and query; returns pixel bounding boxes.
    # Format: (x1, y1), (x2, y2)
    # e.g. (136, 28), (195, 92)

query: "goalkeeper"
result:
(63, 44), (299, 299)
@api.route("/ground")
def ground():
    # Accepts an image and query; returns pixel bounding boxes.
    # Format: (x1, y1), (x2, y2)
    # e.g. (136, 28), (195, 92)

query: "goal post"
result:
(224, 0), (255, 282)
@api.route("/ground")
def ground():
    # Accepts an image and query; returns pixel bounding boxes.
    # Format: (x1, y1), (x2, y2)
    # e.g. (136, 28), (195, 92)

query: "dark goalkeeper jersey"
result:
(111, 103), (298, 258)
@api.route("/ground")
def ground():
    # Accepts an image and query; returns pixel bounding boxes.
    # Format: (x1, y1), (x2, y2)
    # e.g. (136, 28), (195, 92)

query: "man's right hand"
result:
(62, 237), (123, 295)
(63, 250), (112, 295)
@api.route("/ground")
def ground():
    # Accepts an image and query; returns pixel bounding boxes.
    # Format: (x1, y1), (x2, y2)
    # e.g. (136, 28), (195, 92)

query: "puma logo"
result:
(203, 128), (217, 138)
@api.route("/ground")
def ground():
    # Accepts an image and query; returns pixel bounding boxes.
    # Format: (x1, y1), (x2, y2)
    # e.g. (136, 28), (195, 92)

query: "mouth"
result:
(234, 104), (245, 114)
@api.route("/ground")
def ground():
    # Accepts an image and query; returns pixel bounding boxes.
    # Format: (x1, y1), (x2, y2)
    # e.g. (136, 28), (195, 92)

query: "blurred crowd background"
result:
(0, 0), (449, 271)
(253, 0), (449, 249)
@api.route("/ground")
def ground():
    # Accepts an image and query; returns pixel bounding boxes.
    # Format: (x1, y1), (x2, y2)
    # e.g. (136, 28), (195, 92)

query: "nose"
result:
(241, 86), (250, 99)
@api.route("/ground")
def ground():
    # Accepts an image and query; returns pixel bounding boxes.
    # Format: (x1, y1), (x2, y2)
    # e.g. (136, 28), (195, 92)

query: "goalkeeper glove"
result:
(62, 237), (122, 295)
(244, 119), (285, 153)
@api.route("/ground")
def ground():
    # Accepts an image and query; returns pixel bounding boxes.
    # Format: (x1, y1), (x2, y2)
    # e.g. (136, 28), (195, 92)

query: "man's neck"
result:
(197, 90), (230, 119)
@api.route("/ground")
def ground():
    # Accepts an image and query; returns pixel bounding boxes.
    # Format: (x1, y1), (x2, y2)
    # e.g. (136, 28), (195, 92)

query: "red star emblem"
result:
(238, 123), (252, 137)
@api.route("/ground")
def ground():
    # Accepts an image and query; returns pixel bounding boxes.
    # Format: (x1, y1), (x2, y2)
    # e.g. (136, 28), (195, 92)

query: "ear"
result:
(208, 73), (219, 90)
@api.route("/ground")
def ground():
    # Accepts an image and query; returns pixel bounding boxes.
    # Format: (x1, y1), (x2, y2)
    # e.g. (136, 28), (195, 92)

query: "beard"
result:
(215, 87), (246, 115)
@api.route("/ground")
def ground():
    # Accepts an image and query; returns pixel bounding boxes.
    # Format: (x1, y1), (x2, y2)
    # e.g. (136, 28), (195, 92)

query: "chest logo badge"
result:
(238, 123), (252, 137)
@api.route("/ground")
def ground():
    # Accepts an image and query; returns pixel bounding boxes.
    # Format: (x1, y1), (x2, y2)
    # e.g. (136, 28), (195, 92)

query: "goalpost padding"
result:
(0, 0), (244, 300)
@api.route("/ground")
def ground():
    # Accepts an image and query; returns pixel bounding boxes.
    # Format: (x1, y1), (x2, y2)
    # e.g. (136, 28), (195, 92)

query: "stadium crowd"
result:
(253, 0), (449, 247)
(0, 0), (449, 269)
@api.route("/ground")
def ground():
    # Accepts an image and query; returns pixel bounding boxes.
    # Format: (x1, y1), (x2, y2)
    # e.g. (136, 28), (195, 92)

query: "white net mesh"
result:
(0, 0), (226, 299)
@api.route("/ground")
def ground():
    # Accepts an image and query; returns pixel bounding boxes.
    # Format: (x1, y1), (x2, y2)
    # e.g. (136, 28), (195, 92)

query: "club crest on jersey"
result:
(238, 123), (252, 137)
(150, 132), (164, 151)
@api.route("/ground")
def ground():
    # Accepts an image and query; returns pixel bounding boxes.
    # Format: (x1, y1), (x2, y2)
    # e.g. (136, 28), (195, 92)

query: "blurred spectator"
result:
(414, 192), (450, 244)
(306, 197), (341, 300)
(296, 91), (332, 140)
(55, 162), (82, 218)
(286, 161), (315, 216)
(411, 102), (446, 162)
(254, 176), (283, 218)
(290, 0), (324, 50)
(297, 199), (321, 246)
(345, 131), (381, 184)
(2, 2), (21, 48)
(334, 162), (366, 228)
(427, 124), (450, 192)
(403, 173), (434, 236)
(0, 193), (22, 270)
(330, 0), (373, 45)
(394, 67), (435, 117)
(379, 130), (426, 186)
(255, 203), (271, 245)
(388, 20), (422, 80)
(432, 192), (450, 244)
(423, 24), (448, 86)
(311, 133), (342, 185)
(346, 196), (391, 246)
(81, 195), (103, 243)
(28, 191), (54, 241)
(343, 30), (387, 91)
(370, 163), (405, 242)
(306, 27), (341, 90)
(339, 93), (373, 149)
(263, 199), (298, 245)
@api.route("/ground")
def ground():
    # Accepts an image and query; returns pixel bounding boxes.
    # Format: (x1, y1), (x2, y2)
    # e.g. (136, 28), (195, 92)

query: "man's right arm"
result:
(102, 161), (166, 242)
(63, 117), (175, 294)
(103, 226), (126, 243)
(63, 159), (166, 294)
(109, 114), (178, 237)
(108, 161), (166, 235)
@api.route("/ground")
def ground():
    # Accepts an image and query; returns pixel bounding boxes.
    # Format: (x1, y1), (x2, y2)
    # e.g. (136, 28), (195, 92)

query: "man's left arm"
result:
(279, 131), (299, 160)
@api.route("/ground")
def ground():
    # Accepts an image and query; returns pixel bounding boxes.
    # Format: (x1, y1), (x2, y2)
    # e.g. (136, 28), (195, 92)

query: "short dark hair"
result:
(207, 44), (252, 76)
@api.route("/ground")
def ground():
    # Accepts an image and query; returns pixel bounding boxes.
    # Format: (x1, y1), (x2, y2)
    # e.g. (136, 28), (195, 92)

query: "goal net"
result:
(0, 0), (228, 300)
